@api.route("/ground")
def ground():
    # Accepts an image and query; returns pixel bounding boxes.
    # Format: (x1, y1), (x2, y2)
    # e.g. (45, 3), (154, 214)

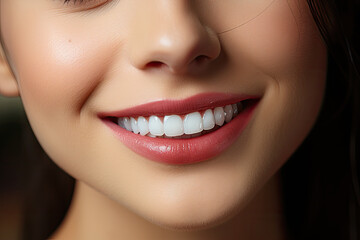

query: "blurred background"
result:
(0, 95), (27, 240)
(0, 95), (75, 240)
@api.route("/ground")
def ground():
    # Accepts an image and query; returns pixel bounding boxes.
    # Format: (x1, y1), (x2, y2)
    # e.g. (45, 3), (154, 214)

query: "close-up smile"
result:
(1, 0), (357, 238)
(99, 93), (260, 165)
(114, 101), (243, 139)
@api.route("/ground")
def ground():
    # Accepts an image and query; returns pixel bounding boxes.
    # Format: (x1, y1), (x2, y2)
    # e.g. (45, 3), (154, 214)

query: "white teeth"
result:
(224, 105), (233, 123)
(202, 109), (215, 130)
(184, 112), (203, 134)
(117, 118), (126, 129)
(164, 115), (184, 137)
(130, 117), (139, 134)
(117, 101), (244, 138)
(121, 117), (132, 131)
(137, 116), (149, 136)
(214, 107), (225, 126)
(149, 115), (164, 136)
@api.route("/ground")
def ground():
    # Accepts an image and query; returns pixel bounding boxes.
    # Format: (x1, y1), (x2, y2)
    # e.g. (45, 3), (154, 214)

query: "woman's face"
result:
(1, 0), (326, 229)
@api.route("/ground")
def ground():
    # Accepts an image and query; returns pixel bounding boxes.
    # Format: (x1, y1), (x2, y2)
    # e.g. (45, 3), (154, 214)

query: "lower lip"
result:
(102, 102), (258, 165)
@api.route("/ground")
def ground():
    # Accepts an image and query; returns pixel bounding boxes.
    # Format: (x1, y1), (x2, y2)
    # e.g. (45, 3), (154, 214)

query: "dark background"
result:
(0, 96), (27, 240)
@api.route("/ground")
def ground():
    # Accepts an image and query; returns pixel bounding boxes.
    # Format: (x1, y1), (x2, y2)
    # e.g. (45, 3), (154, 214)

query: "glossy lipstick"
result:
(99, 93), (259, 165)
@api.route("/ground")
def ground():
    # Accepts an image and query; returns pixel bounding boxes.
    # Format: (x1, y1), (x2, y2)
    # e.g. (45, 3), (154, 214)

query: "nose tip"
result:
(128, 6), (221, 75)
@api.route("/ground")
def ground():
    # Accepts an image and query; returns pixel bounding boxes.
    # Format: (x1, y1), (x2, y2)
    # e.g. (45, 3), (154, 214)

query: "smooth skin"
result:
(0, 0), (327, 239)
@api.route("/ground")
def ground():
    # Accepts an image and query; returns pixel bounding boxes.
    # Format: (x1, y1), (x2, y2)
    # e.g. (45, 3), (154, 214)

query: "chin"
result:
(144, 206), (238, 232)
(129, 185), (253, 232)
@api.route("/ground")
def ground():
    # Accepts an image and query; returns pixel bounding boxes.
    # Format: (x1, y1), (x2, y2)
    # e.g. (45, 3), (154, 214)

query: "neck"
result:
(52, 173), (286, 240)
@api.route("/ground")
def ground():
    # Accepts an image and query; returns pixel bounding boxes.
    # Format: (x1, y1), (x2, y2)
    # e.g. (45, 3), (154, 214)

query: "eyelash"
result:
(63, 0), (83, 3)
(62, 0), (95, 4)
(61, 0), (109, 9)
(59, 0), (115, 13)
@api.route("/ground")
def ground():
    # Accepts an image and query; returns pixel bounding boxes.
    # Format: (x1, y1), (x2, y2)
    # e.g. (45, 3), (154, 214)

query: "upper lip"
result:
(98, 92), (259, 118)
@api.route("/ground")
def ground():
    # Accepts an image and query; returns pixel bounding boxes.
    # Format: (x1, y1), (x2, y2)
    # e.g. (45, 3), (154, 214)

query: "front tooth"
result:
(164, 115), (184, 137)
(232, 104), (238, 116)
(202, 109), (215, 130)
(214, 107), (225, 126)
(149, 115), (164, 136)
(224, 105), (233, 123)
(184, 112), (203, 134)
(137, 116), (149, 136)
(130, 117), (139, 134)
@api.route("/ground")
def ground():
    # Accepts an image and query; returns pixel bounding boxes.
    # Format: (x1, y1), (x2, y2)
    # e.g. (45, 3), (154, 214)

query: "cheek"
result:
(17, 32), (110, 117)
(221, 0), (327, 169)
(0, 7), (126, 174)
(223, 0), (325, 77)
(2, 10), (118, 124)
(222, 0), (327, 119)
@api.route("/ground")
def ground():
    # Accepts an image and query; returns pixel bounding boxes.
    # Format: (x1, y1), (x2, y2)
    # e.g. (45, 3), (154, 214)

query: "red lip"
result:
(99, 92), (260, 165)
(98, 92), (257, 118)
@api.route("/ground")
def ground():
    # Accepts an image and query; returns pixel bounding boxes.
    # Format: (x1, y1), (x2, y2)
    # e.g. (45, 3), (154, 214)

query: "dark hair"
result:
(281, 0), (360, 239)
(4, 0), (359, 239)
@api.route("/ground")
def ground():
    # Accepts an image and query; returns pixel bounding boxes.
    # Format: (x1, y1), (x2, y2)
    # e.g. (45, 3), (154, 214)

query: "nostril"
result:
(146, 61), (164, 68)
(190, 55), (210, 67)
(194, 55), (209, 64)
(144, 56), (210, 73)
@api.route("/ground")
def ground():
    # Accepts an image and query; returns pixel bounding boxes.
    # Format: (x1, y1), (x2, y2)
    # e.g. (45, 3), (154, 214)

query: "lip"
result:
(99, 92), (260, 165)
(98, 92), (258, 118)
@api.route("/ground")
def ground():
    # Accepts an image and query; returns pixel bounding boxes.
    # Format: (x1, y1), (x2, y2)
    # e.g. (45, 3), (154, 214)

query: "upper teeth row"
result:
(117, 103), (242, 138)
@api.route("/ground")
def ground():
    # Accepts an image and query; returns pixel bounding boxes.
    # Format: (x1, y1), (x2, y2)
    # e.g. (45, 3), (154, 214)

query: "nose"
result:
(127, 1), (221, 75)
